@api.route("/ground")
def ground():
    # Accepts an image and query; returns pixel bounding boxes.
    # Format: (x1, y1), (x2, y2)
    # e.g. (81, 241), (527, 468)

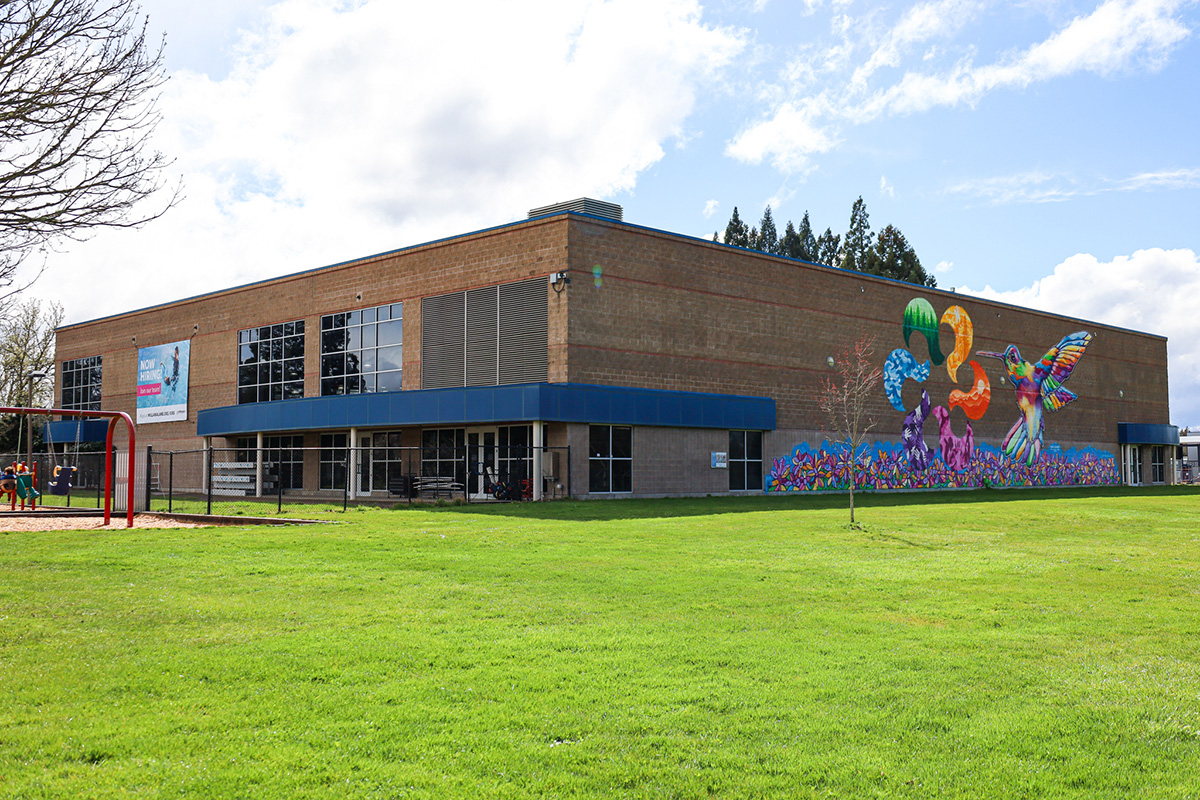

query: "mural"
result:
(767, 296), (1116, 491)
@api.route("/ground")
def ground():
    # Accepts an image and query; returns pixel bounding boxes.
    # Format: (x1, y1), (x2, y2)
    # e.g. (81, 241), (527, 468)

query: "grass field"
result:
(2, 488), (1199, 798)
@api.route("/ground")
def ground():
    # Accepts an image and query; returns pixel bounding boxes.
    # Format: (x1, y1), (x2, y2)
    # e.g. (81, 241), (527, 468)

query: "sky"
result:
(24, 0), (1200, 424)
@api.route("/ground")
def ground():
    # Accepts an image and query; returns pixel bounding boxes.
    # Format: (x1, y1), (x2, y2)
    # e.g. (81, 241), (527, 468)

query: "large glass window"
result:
(238, 321), (305, 404)
(61, 356), (102, 411)
(235, 435), (305, 490)
(320, 433), (348, 490)
(360, 432), (409, 494)
(321, 303), (404, 396)
(589, 425), (632, 493)
(729, 430), (764, 491)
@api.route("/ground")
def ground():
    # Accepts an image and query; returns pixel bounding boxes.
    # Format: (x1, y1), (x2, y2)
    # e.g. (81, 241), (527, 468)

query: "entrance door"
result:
(467, 427), (498, 499)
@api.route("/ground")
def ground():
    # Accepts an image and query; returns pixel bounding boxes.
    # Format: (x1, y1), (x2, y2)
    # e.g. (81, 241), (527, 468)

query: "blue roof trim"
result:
(197, 383), (776, 437)
(1117, 422), (1179, 446)
(44, 419), (111, 444)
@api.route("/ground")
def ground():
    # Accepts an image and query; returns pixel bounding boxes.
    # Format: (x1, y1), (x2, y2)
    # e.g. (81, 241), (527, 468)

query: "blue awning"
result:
(197, 382), (776, 437)
(44, 419), (111, 444)
(1117, 422), (1179, 445)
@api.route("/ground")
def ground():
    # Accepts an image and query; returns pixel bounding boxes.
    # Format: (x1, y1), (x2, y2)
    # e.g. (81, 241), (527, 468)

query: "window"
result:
(235, 435), (305, 490)
(589, 425), (632, 493)
(238, 321), (305, 404)
(421, 277), (548, 389)
(320, 433), (348, 490)
(499, 425), (532, 484)
(320, 303), (403, 396)
(421, 428), (465, 485)
(360, 432), (409, 493)
(729, 431), (763, 491)
(1151, 446), (1165, 484)
(61, 356), (102, 411)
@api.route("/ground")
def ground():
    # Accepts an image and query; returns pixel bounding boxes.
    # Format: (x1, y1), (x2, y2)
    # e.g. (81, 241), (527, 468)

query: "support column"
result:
(349, 427), (358, 499)
(255, 431), (264, 497)
(532, 421), (543, 501)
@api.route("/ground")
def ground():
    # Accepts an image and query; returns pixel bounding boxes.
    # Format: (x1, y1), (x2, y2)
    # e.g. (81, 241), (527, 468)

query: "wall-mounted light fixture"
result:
(550, 271), (571, 294)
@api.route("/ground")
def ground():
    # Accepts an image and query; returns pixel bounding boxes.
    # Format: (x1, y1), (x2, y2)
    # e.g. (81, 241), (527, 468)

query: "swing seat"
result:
(15, 474), (39, 500)
(49, 466), (75, 495)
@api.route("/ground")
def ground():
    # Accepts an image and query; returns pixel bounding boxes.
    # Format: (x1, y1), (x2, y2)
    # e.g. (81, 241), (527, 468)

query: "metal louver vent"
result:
(421, 292), (465, 389)
(421, 277), (547, 389)
(528, 198), (622, 221)
(465, 287), (498, 386)
(499, 278), (548, 384)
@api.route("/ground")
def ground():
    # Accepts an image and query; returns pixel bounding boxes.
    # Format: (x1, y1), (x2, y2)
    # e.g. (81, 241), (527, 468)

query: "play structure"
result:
(0, 407), (135, 527)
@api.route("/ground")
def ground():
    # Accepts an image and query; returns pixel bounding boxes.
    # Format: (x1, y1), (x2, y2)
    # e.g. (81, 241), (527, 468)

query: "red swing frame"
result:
(1, 407), (136, 528)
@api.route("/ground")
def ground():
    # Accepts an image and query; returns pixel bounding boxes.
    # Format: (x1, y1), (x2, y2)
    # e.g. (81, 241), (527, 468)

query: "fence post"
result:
(343, 446), (349, 512)
(566, 445), (571, 499)
(278, 463), (284, 515)
(168, 451), (174, 513)
(144, 445), (153, 513)
(206, 445), (214, 516)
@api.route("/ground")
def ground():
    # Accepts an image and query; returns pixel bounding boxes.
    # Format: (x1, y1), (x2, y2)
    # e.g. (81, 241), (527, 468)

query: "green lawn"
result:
(2, 488), (1199, 798)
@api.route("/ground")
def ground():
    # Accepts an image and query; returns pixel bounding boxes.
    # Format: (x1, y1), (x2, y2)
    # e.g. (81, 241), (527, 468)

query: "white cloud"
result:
(944, 165), (1200, 204)
(703, 199), (720, 218)
(959, 248), (1200, 426)
(728, 0), (1192, 172)
(37, 0), (746, 323)
(935, 259), (953, 274)
(879, 174), (896, 197)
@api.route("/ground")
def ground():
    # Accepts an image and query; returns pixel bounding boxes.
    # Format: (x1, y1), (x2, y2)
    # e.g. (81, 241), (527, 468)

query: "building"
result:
(51, 199), (1179, 501)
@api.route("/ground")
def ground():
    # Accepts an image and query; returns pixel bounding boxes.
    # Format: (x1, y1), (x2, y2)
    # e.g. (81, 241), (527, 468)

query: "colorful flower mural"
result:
(768, 440), (1119, 491)
(766, 295), (1111, 492)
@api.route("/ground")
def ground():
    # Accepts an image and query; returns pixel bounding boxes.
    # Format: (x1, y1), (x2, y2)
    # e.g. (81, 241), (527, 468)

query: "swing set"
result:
(0, 407), (136, 527)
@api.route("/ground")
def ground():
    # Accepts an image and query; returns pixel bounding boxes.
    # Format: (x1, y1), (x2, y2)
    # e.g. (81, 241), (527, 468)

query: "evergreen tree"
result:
(779, 221), (801, 259)
(758, 206), (779, 254)
(815, 228), (841, 266)
(865, 225), (936, 287)
(723, 207), (751, 248)
(796, 211), (817, 262)
(839, 196), (872, 273)
(749, 226), (760, 251)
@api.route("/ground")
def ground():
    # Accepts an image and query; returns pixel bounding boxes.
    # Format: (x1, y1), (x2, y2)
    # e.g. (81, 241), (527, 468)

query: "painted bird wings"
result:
(1034, 331), (1093, 412)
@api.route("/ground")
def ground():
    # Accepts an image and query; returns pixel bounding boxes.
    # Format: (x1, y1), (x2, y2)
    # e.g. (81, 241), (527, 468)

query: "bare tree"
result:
(0, 0), (174, 294)
(818, 334), (882, 526)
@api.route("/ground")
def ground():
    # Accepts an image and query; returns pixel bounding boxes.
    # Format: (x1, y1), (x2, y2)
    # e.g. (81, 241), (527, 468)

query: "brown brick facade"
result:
(54, 211), (1172, 496)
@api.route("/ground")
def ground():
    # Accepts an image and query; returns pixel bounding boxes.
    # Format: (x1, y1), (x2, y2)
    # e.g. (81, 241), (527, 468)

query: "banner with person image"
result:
(136, 340), (190, 423)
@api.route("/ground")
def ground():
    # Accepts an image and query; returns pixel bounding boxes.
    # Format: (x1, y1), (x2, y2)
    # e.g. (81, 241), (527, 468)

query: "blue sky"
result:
(35, 0), (1200, 423)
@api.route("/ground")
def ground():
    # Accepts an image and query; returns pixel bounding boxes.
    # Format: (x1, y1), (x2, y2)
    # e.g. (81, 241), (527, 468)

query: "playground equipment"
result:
(0, 407), (135, 527)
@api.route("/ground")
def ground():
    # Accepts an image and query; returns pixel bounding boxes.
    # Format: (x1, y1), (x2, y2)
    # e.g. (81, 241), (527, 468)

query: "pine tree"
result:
(758, 206), (778, 254)
(865, 225), (936, 287)
(779, 221), (801, 259)
(840, 196), (872, 273)
(749, 226), (760, 251)
(723, 207), (751, 248)
(797, 211), (817, 262)
(815, 228), (841, 266)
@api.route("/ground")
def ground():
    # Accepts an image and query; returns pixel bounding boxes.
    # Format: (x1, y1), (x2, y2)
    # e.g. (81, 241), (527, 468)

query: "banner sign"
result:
(136, 340), (190, 424)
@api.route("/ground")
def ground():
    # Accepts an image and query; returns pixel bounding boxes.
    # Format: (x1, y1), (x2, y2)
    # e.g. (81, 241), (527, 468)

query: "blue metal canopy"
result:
(1117, 422), (1179, 446)
(196, 382), (776, 437)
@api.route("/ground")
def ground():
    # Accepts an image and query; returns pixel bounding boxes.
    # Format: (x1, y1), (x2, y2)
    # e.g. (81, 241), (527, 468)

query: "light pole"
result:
(26, 370), (47, 470)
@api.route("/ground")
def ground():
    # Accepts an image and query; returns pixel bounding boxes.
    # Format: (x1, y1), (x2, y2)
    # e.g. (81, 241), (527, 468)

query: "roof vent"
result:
(528, 198), (623, 221)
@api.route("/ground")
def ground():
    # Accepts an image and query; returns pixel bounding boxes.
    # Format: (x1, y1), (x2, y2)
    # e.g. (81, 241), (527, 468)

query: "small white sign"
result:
(711, 452), (728, 469)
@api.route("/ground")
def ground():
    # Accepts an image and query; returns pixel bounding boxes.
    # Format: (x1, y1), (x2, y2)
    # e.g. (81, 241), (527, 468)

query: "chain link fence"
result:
(146, 444), (572, 517)
(0, 450), (114, 511)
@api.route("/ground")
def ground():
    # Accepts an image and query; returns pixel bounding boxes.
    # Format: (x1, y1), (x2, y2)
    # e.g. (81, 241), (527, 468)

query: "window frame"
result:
(320, 303), (404, 396)
(589, 425), (632, 494)
(728, 430), (764, 492)
(60, 355), (103, 411)
(237, 320), (305, 405)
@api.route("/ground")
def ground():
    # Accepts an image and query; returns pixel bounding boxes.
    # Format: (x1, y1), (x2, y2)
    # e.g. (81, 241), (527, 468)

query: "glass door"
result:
(467, 427), (498, 499)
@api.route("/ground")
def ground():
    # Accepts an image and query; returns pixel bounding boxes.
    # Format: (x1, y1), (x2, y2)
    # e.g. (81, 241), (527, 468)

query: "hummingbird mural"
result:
(977, 331), (1094, 466)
